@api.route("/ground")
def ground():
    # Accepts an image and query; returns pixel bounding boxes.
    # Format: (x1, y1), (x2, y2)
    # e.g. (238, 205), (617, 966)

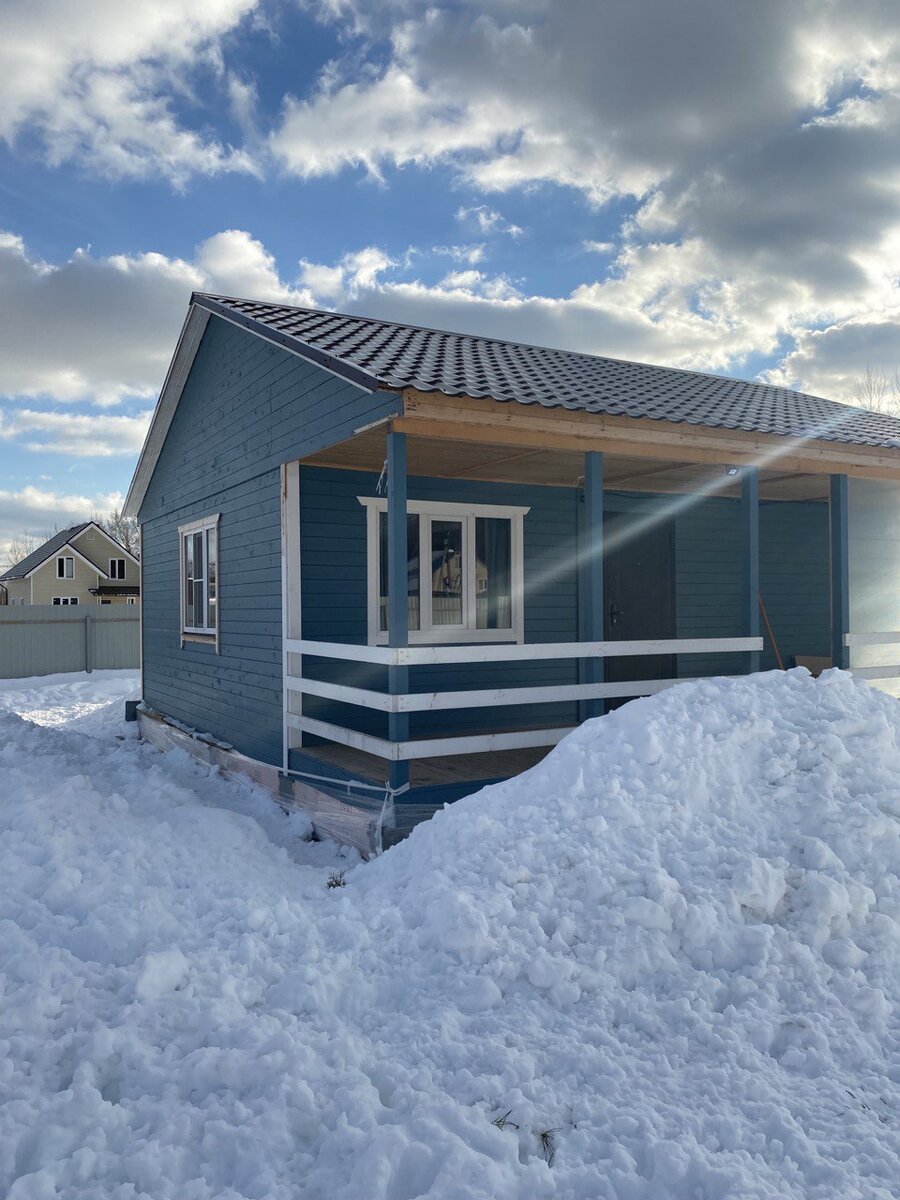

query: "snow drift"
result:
(3, 669), (900, 1198)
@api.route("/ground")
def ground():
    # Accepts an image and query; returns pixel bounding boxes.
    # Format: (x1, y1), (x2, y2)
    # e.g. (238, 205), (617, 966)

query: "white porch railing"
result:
(285, 635), (763, 763)
(845, 631), (900, 681)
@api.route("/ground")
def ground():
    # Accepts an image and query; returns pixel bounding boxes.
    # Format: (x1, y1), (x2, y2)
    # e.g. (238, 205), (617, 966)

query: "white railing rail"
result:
(285, 635), (763, 763)
(286, 635), (762, 667)
(844, 630), (900, 681)
(844, 630), (900, 647)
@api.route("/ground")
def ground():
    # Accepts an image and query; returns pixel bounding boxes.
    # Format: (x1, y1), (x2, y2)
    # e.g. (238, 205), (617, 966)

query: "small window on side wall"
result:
(57, 556), (74, 579)
(109, 558), (126, 580)
(178, 515), (219, 645)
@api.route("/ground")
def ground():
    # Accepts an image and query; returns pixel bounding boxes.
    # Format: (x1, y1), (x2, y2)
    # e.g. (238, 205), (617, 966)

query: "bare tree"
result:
(853, 366), (900, 416)
(2, 531), (41, 571)
(95, 509), (140, 559)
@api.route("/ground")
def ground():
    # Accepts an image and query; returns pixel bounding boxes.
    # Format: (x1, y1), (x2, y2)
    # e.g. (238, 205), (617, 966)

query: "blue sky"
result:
(2, 0), (900, 556)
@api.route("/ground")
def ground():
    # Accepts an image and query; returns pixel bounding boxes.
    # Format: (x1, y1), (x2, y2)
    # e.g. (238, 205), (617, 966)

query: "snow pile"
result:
(0, 669), (139, 736)
(3, 669), (900, 1198)
(358, 668), (900, 1195)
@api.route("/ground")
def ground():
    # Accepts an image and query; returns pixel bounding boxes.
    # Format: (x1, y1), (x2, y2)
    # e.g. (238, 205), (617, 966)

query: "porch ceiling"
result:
(300, 426), (831, 500)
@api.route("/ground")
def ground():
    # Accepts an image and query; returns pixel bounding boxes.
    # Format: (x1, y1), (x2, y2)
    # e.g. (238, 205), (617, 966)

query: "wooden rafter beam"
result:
(396, 389), (900, 481)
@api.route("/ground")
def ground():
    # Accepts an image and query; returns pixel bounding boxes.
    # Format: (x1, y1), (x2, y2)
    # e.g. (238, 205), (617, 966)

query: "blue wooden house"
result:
(124, 294), (900, 849)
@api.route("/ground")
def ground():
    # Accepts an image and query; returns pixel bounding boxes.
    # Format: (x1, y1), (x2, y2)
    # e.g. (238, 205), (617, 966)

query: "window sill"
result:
(182, 631), (216, 645)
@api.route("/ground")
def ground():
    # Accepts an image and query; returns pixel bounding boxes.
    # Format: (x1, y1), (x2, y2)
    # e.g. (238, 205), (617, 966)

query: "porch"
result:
(280, 388), (900, 840)
(278, 397), (900, 835)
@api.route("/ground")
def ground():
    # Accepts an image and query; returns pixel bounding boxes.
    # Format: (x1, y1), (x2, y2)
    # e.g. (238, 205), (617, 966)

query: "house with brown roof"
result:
(1, 522), (140, 607)
(123, 293), (900, 849)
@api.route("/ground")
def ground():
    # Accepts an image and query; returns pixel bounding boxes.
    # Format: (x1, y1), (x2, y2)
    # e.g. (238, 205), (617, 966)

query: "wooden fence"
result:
(0, 607), (139, 679)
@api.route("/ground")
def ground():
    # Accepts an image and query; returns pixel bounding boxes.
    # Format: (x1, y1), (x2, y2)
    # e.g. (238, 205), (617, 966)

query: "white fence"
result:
(0, 606), (139, 679)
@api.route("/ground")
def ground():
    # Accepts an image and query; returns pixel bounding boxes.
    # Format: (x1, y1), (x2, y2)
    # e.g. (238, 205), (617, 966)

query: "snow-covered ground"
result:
(2, 668), (900, 1198)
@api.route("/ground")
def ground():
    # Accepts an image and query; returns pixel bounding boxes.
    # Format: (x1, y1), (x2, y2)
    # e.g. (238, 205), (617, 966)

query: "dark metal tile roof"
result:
(196, 293), (900, 450)
(1, 523), (92, 581)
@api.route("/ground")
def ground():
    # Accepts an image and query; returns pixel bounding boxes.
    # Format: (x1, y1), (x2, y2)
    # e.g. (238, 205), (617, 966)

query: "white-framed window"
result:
(52, 596), (79, 605)
(359, 497), (528, 645)
(57, 556), (74, 579)
(125, 597), (137, 606)
(178, 515), (219, 641)
(109, 558), (126, 579)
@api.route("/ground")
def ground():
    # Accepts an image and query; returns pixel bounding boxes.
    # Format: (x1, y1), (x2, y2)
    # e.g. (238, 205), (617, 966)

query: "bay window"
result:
(178, 515), (219, 642)
(361, 498), (527, 644)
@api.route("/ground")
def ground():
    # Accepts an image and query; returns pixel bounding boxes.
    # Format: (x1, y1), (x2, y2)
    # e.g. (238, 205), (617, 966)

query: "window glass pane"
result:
(70, 598), (78, 606)
(378, 512), (387, 633)
(430, 519), (463, 625)
(476, 517), (512, 630)
(57, 559), (64, 578)
(407, 515), (419, 631)
(207, 526), (217, 629)
(184, 535), (193, 621)
(192, 532), (205, 628)
(378, 511), (420, 632)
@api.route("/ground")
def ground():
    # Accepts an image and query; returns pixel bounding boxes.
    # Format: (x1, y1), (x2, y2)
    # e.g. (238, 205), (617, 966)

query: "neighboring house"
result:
(124, 293), (900, 845)
(0, 522), (140, 607)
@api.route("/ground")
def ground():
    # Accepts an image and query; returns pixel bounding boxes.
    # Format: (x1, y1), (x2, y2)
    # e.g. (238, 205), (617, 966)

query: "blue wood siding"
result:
(760, 500), (831, 669)
(673, 495), (743, 678)
(138, 315), (401, 764)
(299, 467), (581, 739)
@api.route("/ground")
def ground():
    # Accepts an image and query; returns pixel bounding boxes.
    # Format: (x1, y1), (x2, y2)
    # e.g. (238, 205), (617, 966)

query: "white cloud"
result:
(296, 246), (396, 306)
(431, 244), (486, 264)
(0, 485), (124, 562)
(766, 315), (900, 401)
(272, 1), (837, 203)
(342, 247), (395, 290)
(435, 269), (521, 301)
(270, 65), (502, 180)
(0, 408), (151, 457)
(0, 228), (312, 407)
(268, 0), (900, 400)
(298, 259), (347, 299)
(456, 206), (523, 239)
(0, 0), (260, 183)
(439, 269), (483, 289)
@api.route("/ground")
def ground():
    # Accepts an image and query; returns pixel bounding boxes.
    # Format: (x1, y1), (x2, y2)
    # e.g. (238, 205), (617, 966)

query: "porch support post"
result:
(741, 466), (760, 674)
(387, 429), (410, 790)
(584, 450), (604, 718)
(830, 473), (850, 669)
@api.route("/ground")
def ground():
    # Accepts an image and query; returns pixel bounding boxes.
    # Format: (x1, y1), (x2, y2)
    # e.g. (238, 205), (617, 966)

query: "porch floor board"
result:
(302, 742), (550, 788)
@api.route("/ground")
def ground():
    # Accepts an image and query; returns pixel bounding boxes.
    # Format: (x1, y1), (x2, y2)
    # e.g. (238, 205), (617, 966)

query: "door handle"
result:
(608, 602), (623, 626)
